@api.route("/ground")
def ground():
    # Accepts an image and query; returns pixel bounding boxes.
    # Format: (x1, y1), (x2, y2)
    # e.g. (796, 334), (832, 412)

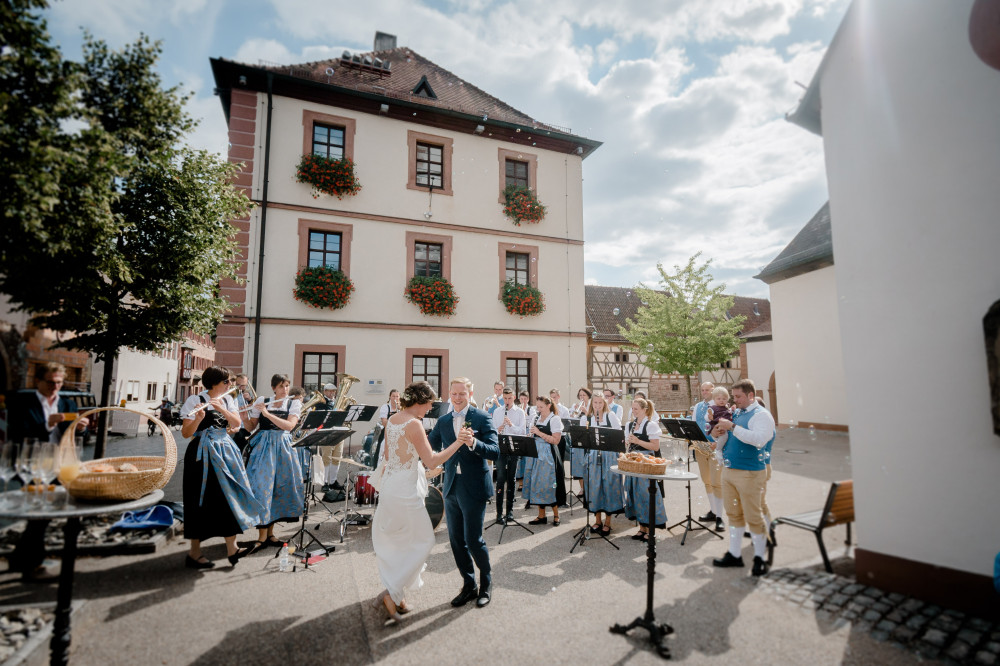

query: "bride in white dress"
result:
(372, 381), (464, 620)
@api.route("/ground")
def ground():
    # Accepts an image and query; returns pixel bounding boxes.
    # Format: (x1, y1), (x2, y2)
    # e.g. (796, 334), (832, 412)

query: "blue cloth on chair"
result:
(109, 505), (175, 531)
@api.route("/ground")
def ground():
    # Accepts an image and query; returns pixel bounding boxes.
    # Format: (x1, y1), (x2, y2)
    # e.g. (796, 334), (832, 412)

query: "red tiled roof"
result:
(250, 46), (563, 132)
(585, 285), (771, 344)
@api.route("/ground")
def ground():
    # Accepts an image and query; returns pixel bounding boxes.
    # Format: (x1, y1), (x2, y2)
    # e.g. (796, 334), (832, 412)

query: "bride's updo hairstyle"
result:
(400, 381), (437, 408)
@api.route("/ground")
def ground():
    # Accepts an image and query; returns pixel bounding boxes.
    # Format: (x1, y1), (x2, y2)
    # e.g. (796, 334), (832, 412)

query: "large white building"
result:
(210, 33), (599, 412)
(785, 0), (1000, 615)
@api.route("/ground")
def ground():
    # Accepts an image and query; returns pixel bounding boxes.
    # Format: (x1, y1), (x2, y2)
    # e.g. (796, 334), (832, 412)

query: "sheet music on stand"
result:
(564, 425), (626, 453)
(499, 434), (538, 458)
(344, 404), (378, 424)
(561, 417), (585, 428)
(660, 418), (710, 443)
(424, 401), (447, 420)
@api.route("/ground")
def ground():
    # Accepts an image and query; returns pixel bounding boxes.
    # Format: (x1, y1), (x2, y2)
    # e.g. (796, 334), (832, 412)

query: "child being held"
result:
(704, 386), (732, 434)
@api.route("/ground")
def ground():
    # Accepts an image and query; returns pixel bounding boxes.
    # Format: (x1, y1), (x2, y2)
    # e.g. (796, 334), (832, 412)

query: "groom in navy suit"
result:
(428, 377), (499, 608)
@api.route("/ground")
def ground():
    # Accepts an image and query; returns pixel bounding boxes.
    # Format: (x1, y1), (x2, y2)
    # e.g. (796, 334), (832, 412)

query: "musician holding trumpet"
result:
(243, 374), (305, 554)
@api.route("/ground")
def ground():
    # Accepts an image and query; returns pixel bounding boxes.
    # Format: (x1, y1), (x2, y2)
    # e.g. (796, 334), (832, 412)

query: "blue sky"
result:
(44, 0), (849, 298)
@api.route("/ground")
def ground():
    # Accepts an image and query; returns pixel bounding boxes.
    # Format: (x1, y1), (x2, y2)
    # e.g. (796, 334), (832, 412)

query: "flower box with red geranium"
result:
(501, 279), (545, 317)
(295, 153), (362, 199)
(502, 184), (546, 226)
(294, 265), (354, 310)
(404, 276), (459, 317)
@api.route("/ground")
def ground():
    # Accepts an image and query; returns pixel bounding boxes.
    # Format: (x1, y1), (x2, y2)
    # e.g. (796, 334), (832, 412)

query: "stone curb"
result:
(760, 568), (1000, 665)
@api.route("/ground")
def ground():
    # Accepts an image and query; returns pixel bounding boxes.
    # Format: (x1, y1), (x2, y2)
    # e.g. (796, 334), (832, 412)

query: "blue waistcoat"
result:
(722, 406), (775, 472)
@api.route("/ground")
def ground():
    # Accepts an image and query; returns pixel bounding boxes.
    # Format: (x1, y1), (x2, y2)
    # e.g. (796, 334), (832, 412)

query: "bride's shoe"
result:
(381, 592), (403, 621)
(396, 600), (411, 615)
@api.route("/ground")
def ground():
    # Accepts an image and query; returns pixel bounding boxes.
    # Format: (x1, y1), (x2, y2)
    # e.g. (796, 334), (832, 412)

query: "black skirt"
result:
(182, 434), (243, 541)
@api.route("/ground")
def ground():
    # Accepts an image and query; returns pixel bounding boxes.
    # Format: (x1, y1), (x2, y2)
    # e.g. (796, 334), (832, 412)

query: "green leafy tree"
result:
(619, 253), (746, 408)
(0, 5), (252, 455)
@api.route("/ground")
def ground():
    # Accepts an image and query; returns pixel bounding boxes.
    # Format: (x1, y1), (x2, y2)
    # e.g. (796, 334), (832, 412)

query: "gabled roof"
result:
(755, 201), (834, 284)
(585, 285), (771, 344)
(210, 46), (602, 158)
(263, 46), (549, 129)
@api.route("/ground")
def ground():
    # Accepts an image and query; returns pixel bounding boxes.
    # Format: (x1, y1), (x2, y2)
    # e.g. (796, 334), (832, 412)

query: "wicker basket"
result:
(617, 458), (668, 476)
(59, 407), (177, 501)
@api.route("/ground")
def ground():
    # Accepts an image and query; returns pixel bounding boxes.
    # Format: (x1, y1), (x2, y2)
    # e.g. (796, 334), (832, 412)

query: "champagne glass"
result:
(0, 443), (17, 508)
(35, 443), (59, 506)
(17, 440), (37, 488)
(59, 443), (83, 486)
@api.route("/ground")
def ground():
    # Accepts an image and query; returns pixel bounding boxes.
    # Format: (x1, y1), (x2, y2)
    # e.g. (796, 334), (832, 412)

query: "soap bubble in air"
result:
(612, 308), (620, 316)
(646, 344), (653, 352)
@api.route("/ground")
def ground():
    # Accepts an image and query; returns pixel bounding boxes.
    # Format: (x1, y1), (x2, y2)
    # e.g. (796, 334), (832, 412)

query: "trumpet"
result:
(235, 379), (258, 413)
(291, 390), (327, 441)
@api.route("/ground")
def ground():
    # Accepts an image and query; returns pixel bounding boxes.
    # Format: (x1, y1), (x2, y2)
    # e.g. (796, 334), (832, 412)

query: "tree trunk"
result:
(686, 373), (694, 416)
(95, 347), (116, 459)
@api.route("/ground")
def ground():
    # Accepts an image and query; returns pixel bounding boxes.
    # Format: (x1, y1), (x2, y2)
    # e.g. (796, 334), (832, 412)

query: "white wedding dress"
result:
(372, 418), (435, 605)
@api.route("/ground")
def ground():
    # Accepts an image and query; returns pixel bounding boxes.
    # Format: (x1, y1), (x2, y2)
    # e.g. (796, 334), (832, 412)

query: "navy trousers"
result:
(444, 491), (491, 590)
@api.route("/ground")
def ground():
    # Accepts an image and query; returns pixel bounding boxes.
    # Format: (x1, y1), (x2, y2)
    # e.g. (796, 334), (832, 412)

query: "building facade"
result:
(584, 285), (771, 413)
(210, 35), (599, 412)
(756, 202), (848, 430)
(786, 0), (1000, 614)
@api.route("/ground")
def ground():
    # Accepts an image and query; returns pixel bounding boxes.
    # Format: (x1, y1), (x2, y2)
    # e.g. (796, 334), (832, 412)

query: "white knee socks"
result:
(751, 533), (767, 559)
(710, 494), (723, 519)
(728, 527), (742, 557)
(325, 463), (340, 485)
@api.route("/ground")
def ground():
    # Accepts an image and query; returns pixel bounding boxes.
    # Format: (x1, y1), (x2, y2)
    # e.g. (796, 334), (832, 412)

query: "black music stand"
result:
(660, 418), (723, 545)
(288, 428), (351, 568)
(486, 435), (536, 543)
(561, 417), (586, 511)
(565, 425), (625, 552)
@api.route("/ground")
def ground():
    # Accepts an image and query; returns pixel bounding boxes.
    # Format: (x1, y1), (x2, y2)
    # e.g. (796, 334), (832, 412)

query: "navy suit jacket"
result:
(428, 407), (499, 503)
(6, 391), (77, 443)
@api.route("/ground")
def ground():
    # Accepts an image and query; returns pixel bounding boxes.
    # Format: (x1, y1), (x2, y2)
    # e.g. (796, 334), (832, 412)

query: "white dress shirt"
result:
(35, 390), (61, 443)
(492, 402), (526, 436)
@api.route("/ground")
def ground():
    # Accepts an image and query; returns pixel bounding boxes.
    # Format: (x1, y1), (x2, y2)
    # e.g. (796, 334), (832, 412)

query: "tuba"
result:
(333, 372), (360, 411)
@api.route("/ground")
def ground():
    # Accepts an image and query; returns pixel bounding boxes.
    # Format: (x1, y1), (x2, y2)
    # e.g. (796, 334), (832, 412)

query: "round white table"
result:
(0, 490), (164, 666)
(609, 467), (696, 659)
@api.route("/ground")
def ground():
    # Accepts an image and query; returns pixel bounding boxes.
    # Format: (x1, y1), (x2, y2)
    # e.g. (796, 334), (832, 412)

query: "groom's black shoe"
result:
(495, 515), (505, 525)
(451, 587), (478, 607)
(476, 582), (492, 608)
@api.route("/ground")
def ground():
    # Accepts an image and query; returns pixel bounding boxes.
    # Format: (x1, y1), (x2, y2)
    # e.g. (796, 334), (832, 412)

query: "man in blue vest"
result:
(710, 378), (775, 576)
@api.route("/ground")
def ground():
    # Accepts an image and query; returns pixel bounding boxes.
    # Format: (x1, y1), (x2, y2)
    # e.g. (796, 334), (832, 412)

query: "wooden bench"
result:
(767, 479), (854, 573)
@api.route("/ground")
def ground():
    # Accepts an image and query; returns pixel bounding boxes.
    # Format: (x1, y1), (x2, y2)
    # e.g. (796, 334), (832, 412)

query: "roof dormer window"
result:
(412, 75), (437, 99)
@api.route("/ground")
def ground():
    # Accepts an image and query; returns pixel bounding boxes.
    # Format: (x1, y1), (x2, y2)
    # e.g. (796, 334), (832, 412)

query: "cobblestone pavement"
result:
(760, 568), (1000, 665)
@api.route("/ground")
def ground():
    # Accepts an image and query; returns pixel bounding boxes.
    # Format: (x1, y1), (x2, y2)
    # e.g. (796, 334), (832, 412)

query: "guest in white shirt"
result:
(491, 387), (526, 523)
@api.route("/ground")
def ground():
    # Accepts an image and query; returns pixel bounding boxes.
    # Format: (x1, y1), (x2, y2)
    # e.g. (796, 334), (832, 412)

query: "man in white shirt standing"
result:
(603, 388), (624, 421)
(491, 387), (526, 524)
(710, 379), (776, 576)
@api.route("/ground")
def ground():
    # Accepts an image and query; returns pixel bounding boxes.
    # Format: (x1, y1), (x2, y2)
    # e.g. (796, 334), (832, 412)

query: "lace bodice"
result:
(383, 418), (422, 474)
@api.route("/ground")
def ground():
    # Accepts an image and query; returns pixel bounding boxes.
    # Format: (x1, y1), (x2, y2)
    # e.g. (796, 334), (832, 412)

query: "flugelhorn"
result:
(333, 372), (360, 411)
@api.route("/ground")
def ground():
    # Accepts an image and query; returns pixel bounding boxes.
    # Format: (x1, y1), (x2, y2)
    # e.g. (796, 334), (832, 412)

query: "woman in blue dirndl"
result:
(181, 366), (263, 569)
(584, 391), (624, 536)
(244, 373), (305, 552)
(623, 397), (667, 542)
(527, 396), (566, 525)
(569, 387), (591, 495)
